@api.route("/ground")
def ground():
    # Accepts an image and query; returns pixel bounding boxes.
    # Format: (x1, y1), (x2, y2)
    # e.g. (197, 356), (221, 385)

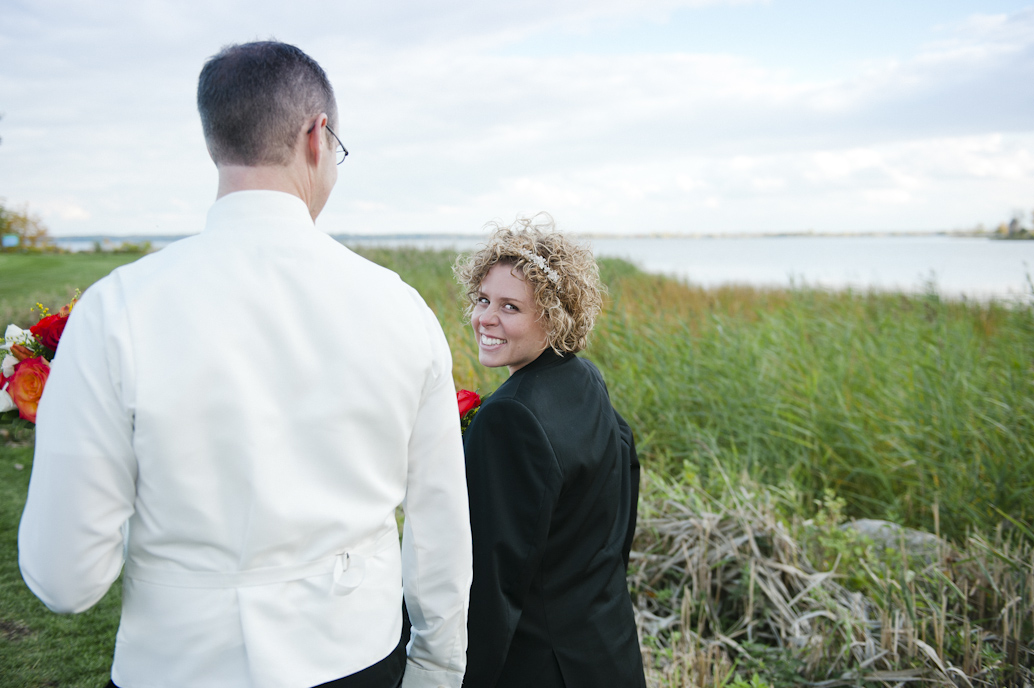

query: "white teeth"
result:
(481, 334), (505, 346)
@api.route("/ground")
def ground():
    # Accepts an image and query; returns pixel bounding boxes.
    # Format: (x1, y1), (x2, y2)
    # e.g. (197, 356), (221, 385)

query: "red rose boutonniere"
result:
(458, 389), (480, 417)
(457, 389), (486, 435)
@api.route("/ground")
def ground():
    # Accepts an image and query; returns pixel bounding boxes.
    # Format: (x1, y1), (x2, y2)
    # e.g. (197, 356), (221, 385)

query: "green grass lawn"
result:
(0, 253), (143, 330)
(1, 442), (121, 688)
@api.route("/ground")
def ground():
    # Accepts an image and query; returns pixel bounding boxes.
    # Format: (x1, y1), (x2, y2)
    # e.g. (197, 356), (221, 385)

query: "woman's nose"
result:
(479, 304), (500, 325)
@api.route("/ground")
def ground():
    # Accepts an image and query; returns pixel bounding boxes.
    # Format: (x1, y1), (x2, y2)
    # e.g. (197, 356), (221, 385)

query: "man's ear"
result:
(307, 113), (329, 165)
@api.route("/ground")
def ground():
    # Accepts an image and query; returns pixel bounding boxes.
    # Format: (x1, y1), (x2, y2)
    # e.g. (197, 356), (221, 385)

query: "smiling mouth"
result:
(480, 334), (505, 346)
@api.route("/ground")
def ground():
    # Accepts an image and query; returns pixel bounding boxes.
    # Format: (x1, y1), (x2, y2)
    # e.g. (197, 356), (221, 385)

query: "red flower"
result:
(30, 312), (68, 351)
(457, 389), (481, 417)
(7, 356), (50, 424)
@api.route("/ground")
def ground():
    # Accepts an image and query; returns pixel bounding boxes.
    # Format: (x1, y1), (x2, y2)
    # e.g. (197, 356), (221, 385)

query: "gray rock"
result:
(842, 519), (946, 562)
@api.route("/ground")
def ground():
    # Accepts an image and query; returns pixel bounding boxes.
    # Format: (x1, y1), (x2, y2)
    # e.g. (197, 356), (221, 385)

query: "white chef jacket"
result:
(19, 190), (472, 688)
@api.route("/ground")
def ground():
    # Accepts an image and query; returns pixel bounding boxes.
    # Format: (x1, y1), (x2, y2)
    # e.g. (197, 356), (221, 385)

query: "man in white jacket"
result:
(19, 41), (472, 688)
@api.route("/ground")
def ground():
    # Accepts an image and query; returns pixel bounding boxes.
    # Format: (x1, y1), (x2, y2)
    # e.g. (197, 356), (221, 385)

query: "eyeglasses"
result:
(326, 125), (349, 165)
(308, 120), (349, 165)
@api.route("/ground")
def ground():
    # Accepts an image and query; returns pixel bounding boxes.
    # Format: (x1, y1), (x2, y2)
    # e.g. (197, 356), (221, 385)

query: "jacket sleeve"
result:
(462, 397), (562, 687)
(400, 298), (473, 688)
(19, 278), (138, 614)
(584, 359), (640, 569)
(615, 410), (640, 570)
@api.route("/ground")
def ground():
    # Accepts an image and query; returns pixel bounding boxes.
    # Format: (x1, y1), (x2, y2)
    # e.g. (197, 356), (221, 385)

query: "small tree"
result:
(0, 199), (54, 251)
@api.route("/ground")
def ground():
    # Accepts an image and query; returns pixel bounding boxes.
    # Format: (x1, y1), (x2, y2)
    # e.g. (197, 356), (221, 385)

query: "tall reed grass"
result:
(359, 248), (1034, 543)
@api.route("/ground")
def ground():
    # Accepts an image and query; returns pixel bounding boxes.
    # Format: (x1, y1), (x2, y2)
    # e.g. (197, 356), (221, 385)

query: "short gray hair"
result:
(197, 41), (337, 166)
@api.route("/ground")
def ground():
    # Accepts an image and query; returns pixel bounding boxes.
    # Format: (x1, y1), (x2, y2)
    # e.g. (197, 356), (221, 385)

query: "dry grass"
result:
(630, 472), (1034, 687)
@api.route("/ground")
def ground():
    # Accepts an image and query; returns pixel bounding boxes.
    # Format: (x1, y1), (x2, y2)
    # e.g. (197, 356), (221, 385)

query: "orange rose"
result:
(7, 357), (50, 423)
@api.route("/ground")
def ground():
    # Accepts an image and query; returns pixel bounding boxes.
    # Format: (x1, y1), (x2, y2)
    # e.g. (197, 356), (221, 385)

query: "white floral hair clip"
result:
(518, 248), (562, 291)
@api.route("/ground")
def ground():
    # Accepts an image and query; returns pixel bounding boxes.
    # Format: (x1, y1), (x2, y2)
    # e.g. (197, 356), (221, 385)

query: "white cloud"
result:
(45, 202), (92, 222)
(0, 1), (1032, 236)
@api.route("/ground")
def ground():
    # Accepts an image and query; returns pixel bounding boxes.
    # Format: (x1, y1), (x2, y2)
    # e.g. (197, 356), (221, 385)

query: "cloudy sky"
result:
(1, 0), (1032, 237)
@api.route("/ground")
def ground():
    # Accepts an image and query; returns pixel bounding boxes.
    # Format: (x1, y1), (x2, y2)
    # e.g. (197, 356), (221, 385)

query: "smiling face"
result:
(471, 262), (550, 375)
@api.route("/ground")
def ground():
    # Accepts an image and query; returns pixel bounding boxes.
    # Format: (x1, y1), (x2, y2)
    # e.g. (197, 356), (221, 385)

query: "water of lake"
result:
(56, 234), (1034, 302)
(342, 234), (1034, 303)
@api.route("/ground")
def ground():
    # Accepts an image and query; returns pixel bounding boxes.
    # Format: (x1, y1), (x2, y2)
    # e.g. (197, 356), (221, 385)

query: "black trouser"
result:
(314, 631), (407, 688)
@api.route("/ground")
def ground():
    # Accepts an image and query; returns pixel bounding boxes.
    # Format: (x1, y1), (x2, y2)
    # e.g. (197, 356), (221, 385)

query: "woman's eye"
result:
(504, 303), (518, 311)
(476, 297), (489, 305)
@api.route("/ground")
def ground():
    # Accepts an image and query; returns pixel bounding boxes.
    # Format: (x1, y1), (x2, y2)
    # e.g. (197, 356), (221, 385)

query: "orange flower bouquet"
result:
(1, 294), (78, 425)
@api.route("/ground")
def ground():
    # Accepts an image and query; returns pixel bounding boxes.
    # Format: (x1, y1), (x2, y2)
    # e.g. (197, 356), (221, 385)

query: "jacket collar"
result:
(205, 190), (315, 234)
(510, 348), (574, 378)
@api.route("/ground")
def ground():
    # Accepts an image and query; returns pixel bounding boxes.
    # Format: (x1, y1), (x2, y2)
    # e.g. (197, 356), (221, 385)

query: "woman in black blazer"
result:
(455, 216), (646, 688)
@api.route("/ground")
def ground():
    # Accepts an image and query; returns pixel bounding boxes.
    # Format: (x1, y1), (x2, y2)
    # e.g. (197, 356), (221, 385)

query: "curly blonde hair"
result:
(454, 213), (604, 354)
